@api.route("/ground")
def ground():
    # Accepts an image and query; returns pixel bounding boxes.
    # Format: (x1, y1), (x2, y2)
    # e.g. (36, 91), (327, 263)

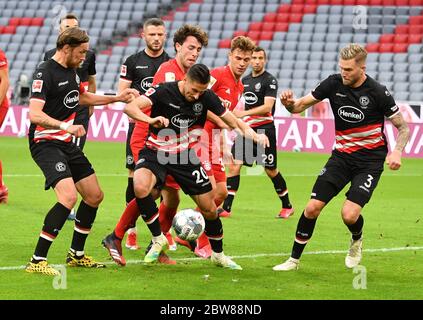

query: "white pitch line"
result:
(1, 246), (422, 271)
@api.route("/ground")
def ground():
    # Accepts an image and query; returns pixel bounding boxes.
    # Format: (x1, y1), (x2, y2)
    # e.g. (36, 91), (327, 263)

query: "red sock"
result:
(159, 202), (177, 233)
(0, 160), (3, 186)
(114, 199), (140, 239)
(195, 207), (211, 249)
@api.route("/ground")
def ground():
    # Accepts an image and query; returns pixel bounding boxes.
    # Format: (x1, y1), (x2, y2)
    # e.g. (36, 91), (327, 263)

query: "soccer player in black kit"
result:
(222, 46), (294, 219)
(44, 13), (97, 221)
(25, 27), (137, 275)
(118, 18), (170, 250)
(119, 64), (269, 270)
(273, 43), (410, 271)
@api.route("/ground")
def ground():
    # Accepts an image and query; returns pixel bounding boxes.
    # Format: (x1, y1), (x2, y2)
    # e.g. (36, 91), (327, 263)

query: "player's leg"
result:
(265, 168), (294, 218)
(159, 183), (180, 250)
(0, 160), (8, 204)
(273, 156), (350, 271)
(342, 165), (383, 268)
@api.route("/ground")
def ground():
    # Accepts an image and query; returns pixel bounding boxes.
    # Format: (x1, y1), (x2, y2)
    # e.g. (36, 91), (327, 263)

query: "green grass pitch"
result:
(0, 136), (422, 300)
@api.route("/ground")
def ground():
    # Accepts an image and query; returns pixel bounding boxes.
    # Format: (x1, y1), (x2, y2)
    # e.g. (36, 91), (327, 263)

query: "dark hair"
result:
(187, 64), (210, 84)
(173, 24), (208, 49)
(254, 46), (266, 59)
(56, 27), (89, 49)
(60, 13), (79, 24)
(143, 17), (165, 29)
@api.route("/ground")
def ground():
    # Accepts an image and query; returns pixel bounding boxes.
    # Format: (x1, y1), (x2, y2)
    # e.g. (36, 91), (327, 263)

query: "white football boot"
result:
(345, 238), (363, 268)
(273, 257), (300, 271)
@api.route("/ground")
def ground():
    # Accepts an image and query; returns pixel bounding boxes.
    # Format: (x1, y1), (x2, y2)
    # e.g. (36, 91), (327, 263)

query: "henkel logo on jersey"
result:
(140, 76), (154, 92)
(63, 90), (80, 109)
(244, 91), (258, 105)
(171, 114), (196, 128)
(338, 106), (364, 123)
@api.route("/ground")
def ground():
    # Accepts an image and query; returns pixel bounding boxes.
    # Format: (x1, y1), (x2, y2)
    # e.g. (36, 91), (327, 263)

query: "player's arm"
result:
(29, 99), (86, 137)
(123, 96), (168, 128)
(79, 88), (138, 106)
(207, 110), (230, 129)
(233, 97), (274, 118)
(385, 112), (410, 170)
(0, 67), (9, 107)
(280, 90), (320, 114)
(220, 110), (269, 148)
(87, 75), (97, 117)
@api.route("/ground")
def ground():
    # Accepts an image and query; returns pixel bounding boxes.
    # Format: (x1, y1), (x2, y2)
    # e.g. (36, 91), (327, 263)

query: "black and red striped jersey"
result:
(242, 70), (278, 128)
(142, 81), (227, 154)
(120, 50), (170, 94)
(311, 74), (399, 160)
(29, 59), (86, 145)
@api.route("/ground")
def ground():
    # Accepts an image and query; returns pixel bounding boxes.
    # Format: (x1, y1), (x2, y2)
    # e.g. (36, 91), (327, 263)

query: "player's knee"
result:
(265, 167), (278, 178)
(216, 188), (228, 204)
(134, 184), (150, 198)
(305, 201), (323, 219)
(83, 189), (104, 207)
(341, 208), (360, 225)
(59, 193), (78, 209)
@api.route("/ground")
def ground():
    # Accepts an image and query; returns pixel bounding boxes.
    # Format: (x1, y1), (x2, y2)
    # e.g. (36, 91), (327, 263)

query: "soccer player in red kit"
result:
(102, 24), (209, 266)
(0, 48), (10, 204)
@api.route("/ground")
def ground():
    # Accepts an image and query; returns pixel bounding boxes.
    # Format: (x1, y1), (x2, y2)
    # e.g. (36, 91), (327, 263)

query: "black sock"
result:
(204, 217), (223, 253)
(346, 215), (364, 241)
(71, 201), (98, 253)
(222, 175), (240, 212)
(136, 195), (161, 237)
(126, 177), (135, 204)
(291, 211), (317, 259)
(32, 203), (70, 262)
(271, 173), (292, 208)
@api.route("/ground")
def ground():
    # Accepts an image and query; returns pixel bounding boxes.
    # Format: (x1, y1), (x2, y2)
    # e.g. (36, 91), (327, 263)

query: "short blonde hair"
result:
(339, 43), (367, 64)
(230, 36), (256, 53)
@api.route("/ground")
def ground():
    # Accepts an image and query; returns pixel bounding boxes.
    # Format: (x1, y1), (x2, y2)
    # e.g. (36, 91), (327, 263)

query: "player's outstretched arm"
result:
(280, 90), (320, 114)
(221, 110), (269, 148)
(386, 112), (410, 170)
(79, 88), (139, 106)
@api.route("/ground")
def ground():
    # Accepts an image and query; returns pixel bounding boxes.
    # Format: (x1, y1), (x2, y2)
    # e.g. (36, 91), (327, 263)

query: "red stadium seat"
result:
(249, 22), (262, 32)
(394, 34), (408, 43)
(365, 43), (379, 52)
(233, 30), (247, 38)
(393, 43), (408, 53)
(330, 0), (344, 5)
(289, 14), (303, 23)
(263, 13), (277, 23)
(262, 23), (275, 32)
(395, 0), (410, 4)
(20, 17), (32, 26)
(31, 18), (44, 27)
(290, 4), (304, 14)
(246, 31), (260, 42)
(276, 14), (289, 23)
(379, 34), (395, 43)
(218, 39), (231, 49)
(0, 26), (3, 34)
(409, 33), (423, 43)
(303, 5), (318, 14)
(8, 18), (20, 26)
(409, 0), (423, 5)
(259, 31), (273, 41)
(395, 25), (409, 34)
(274, 23), (289, 32)
(343, 0), (357, 5)
(409, 16), (423, 25)
(409, 25), (423, 34)
(379, 43), (394, 52)
(2, 26), (16, 34)
(277, 5), (291, 14)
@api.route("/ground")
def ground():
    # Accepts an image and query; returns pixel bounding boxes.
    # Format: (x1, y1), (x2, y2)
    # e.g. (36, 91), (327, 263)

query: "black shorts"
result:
(232, 124), (277, 169)
(126, 122), (135, 170)
(135, 147), (212, 195)
(311, 153), (384, 207)
(30, 141), (95, 190)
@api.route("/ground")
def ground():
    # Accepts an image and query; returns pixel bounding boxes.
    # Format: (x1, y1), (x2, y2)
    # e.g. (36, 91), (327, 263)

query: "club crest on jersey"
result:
(120, 65), (127, 77)
(141, 76), (154, 92)
(359, 96), (369, 109)
(255, 82), (261, 91)
(243, 91), (258, 105)
(171, 114), (196, 128)
(145, 87), (156, 97)
(75, 74), (80, 85)
(63, 90), (80, 109)
(32, 80), (43, 93)
(338, 106), (364, 123)
(193, 102), (203, 115)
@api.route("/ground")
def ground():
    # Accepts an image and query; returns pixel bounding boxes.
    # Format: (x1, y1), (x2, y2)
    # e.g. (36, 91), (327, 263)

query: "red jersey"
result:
(0, 49), (9, 126)
(203, 65), (244, 163)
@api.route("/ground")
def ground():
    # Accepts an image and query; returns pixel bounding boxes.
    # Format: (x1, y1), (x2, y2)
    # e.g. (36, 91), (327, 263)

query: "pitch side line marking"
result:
(1, 246), (422, 271)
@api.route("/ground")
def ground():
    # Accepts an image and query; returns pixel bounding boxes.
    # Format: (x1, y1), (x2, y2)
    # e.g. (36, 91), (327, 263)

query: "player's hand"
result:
(232, 109), (244, 118)
(149, 116), (169, 128)
(280, 90), (296, 111)
(67, 124), (86, 137)
(119, 88), (140, 103)
(255, 133), (269, 148)
(222, 148), (234, 165)
(386, 150), (402, 170)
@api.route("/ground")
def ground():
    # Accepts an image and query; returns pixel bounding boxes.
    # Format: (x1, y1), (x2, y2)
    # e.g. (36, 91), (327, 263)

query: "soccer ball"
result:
(172, 209), (205, 241)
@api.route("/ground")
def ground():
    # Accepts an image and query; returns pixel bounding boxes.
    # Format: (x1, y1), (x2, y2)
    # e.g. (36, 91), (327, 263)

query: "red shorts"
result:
(164, 174), (180, 190)
(130, 124), (148, 164)
(202, 159), (226, 184)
